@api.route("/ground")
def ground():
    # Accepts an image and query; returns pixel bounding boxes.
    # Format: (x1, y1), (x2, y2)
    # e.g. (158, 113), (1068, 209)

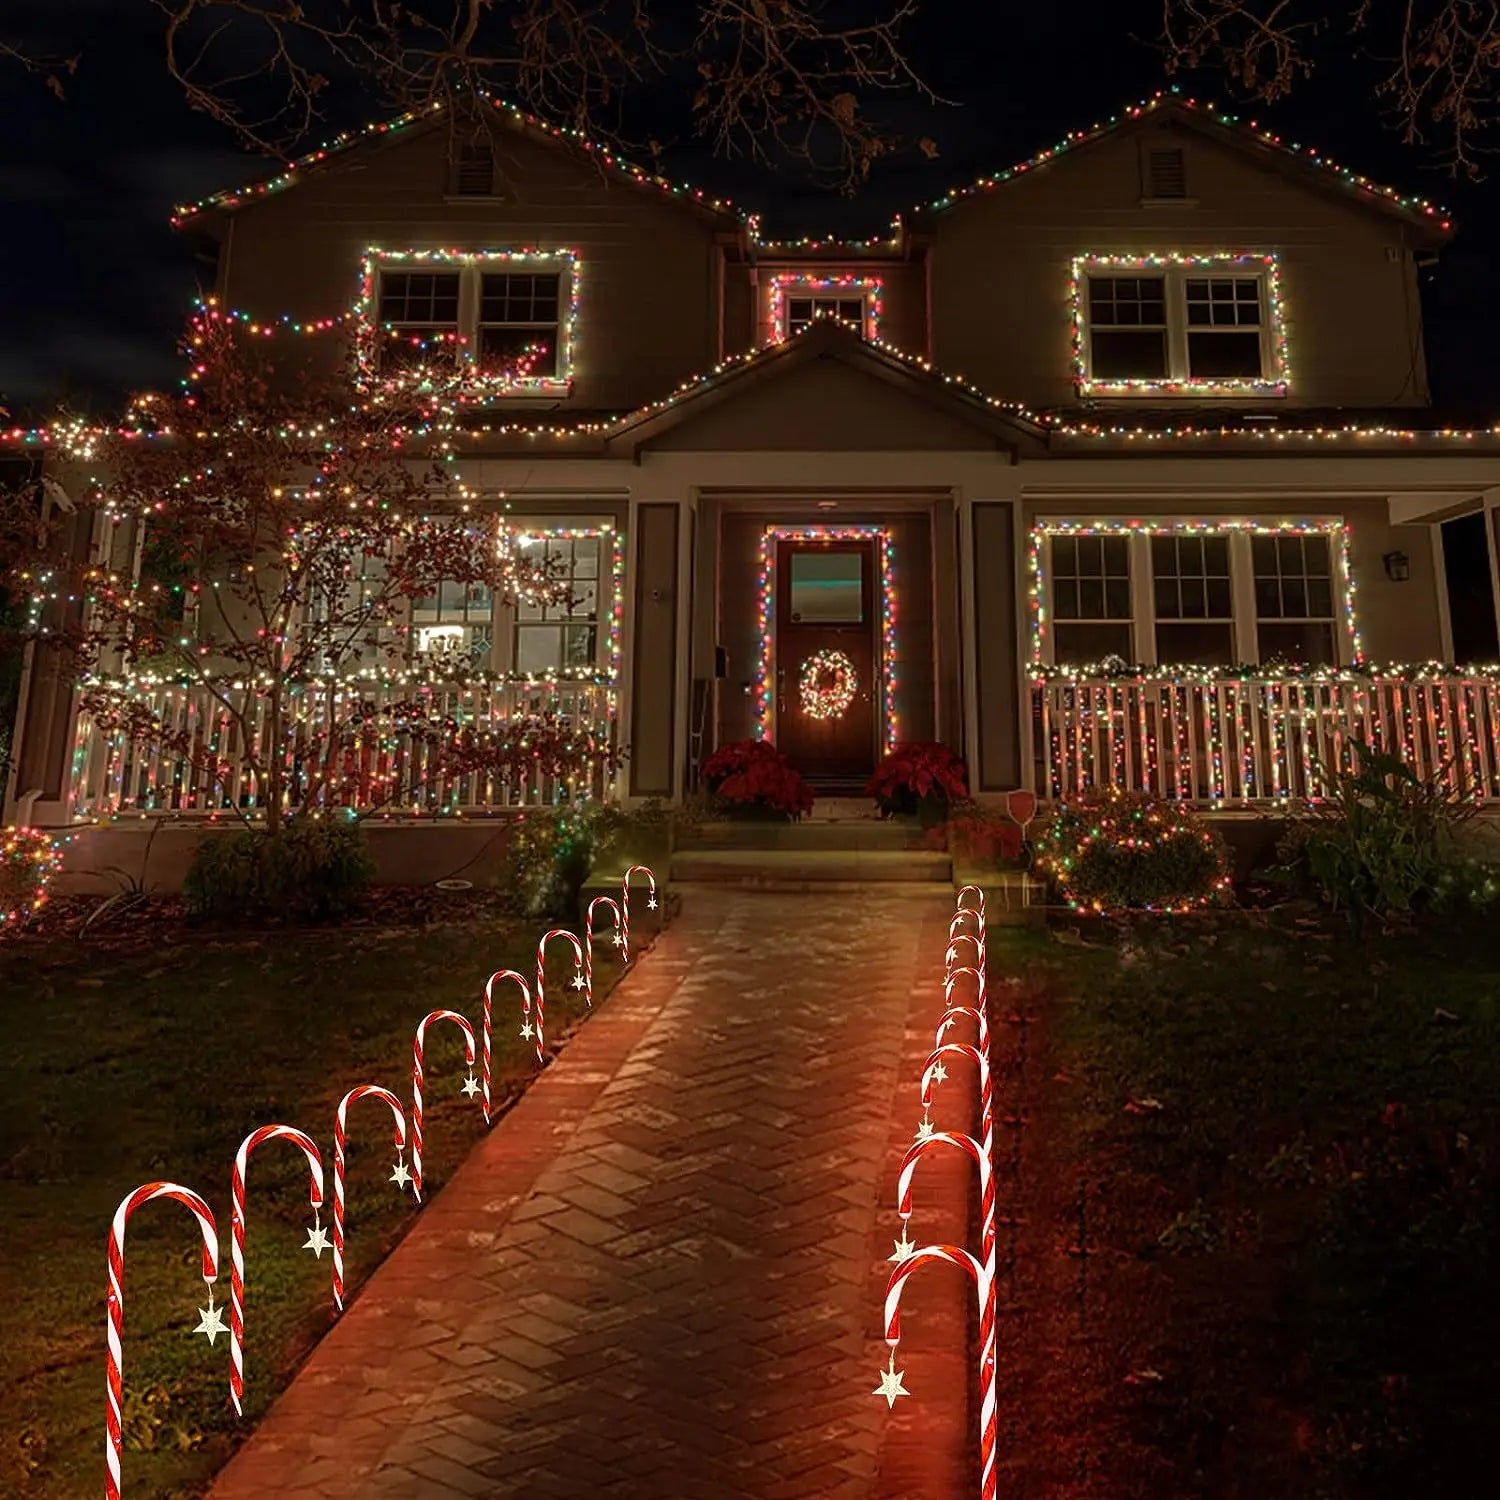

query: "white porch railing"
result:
(68, 678), (618, 820)
(1033, 673), (1500, 805)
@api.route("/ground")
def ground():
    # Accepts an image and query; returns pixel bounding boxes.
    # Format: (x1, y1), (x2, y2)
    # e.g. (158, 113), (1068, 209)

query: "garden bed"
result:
(987, 906), (1500, 1496)
(0, 895), (633, 1498)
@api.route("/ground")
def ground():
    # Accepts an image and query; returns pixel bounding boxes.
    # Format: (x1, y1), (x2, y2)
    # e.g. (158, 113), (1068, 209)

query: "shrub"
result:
(1036, 787), (1232, 914)
(0, 826), (64, 928)
(584, 798), (672, 869)
(501, 805), (597, 918)
(941, 798), (1024, 868)
(184, 820), (374, 922)
(1277, 739), (1479, 933)
(699, 739), (813, 820)
(867, 741), (968, 825)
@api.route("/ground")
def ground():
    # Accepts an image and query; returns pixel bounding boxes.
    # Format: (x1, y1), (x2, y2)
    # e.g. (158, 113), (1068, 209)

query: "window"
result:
(361, 250), (576, 392)
(305, 542), (403, 670)
(1152, 535), (1233, 664)
(1074, 255), (1285, 394)
(479, 273), (560, 378)
(789, 550), (863, 623)
(452, 139), (496, 197)
(1252, 534), (1337, 666)
(1049, 534), (1134, 662)
(377, 271), (461, 373)
(410, 577), (495, 669)
(1041, 525), (1347, 668)
(785, 295), (867, 337)
(1144, 147), (1187, 199)
(513, 533), (601, 676)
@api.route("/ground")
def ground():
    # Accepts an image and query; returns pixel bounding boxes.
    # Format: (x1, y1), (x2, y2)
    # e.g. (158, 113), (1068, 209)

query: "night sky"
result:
(3, 0), (1499, 416)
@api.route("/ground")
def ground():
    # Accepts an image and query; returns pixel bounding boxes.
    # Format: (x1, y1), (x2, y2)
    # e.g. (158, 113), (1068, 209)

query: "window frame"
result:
(1071, 253), (1288, 398)
(358, 249), (579, 398)
(767, 274), (883, 343)
(1034, 519), (1354, 669)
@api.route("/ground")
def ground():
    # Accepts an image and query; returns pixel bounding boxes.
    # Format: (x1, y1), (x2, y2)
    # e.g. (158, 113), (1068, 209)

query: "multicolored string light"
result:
(756, 526), (899, 753)
(798, 648), (858, 719)
(0, 827), (66, 927)
(767, 274), (884, 342)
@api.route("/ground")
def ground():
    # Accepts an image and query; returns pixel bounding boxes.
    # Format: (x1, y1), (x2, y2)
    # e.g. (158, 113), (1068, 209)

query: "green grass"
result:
(0, 908), (624, 1499)
(1025, 908), (1500, 1496)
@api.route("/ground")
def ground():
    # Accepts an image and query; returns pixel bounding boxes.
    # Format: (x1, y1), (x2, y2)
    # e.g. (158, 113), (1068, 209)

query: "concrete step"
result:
(676, 819), (933, 852)
(670, 848), (952, 884)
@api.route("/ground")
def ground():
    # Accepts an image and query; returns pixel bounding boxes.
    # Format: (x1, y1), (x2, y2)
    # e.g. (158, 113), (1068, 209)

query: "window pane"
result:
(1258, 621), (1336, 666)
(1055, 622), (1132, 663)
(789, 549), (863, 622)
(1054, 579), (1079, 618)
(563, 625), (596, 667)
(479, 325), (558, 377)
(1052, 535), (1077, 575)
(1052, 533), (1132, 620)
(1255, 533), (1335, 621)
(1255, 576), (1281, 616)
(1091, 329), (1168, 379)
(1078, 579), (1104, 617)
(1156, 621), (1234, 665)
(1187, 331), (1263, 378)
(379, 272), (460, 323)
(515, 625), (562, 674)
(1105, 578), (1131, 617)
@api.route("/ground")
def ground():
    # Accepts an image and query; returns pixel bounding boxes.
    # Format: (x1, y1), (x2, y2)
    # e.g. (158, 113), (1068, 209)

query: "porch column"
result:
(965, 500), (1023, 792)
(627, 499), (691, 800)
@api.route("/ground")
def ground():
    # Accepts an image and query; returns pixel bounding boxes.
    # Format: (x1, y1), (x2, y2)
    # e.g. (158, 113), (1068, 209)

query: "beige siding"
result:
(928, 121), (1432, 410)
(213, 122), (724, 412)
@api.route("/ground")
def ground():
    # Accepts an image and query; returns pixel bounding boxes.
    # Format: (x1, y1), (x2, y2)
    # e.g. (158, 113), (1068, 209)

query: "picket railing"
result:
(1032, 673), (1500, 804)
(68, 678), (618, 819)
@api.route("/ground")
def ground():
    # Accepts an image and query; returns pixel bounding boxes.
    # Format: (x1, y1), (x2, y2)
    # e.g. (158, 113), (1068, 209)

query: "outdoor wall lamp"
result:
(1383, 550), (1410, 582)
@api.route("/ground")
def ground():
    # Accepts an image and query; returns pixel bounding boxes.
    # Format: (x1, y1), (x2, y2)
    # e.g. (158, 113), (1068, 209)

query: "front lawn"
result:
(0, 893), (629, 1499)
(1007, 908), (1500, 1496)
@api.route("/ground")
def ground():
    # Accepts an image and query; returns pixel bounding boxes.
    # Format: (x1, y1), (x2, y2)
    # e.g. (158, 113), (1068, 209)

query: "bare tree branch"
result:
(1161, 0), (1500, 176)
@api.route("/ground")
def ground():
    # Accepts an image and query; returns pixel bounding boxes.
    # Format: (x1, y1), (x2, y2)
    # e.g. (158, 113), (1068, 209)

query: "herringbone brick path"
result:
(207, 890), (972, 1499)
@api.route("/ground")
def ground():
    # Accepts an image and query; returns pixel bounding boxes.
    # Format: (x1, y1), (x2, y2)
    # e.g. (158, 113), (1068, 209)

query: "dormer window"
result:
(1072, 253), (1287, 397)
(768, 274), (883, 342)
(452, 139), (497, 197)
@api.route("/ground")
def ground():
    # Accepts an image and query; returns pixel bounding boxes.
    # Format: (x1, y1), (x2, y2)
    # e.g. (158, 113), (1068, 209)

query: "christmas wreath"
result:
(799, 649), (858, 720)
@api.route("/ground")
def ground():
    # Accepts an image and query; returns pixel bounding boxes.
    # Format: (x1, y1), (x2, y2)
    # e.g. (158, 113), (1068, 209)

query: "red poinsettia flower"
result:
(701, 738), (813, 819)
(866, 741), (969, 808)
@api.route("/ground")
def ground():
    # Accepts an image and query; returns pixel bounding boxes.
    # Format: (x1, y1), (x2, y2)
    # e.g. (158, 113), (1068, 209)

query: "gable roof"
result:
(170, 95), (748, 230)
(898, 92), (1453, 242)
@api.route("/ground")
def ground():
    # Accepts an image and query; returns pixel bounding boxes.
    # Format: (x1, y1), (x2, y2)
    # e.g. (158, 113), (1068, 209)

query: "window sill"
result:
(1137, 196), (1200, 208)
(1075, 382), (1287, 399)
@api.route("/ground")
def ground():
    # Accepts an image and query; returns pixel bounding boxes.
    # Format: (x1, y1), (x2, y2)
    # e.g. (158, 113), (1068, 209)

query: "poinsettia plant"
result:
(867, 741), (969, 821)
(700, 738), (813, 820)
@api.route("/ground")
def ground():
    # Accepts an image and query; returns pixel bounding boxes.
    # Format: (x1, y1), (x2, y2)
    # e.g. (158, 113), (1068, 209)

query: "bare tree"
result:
(4, 1), (940, 191)
(1162, 0), (1500, 176)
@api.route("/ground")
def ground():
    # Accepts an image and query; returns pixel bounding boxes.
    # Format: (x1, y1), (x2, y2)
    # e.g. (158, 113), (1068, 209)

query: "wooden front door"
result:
(774, 537), (878, 780)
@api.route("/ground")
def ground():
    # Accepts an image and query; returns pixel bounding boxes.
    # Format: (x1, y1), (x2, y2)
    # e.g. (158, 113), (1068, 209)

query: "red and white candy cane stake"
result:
(105, 1182), (219, 1500)
(879, 1242), (998, 1500)
(950, 904), (986, 940)
(946, 932), (985, 976)
(916, 1048), (997, 1258)
(537, 927), (587, 1021)
(619, 864), (657, 961)
(230, 1126), (324, 1417)
(410, 1009), (477, 1204)
(955, 883), (987, 916)
(332, 1085), (408, 1314)
(484, 969), (537, 1111)
(585, 895), (624, 999)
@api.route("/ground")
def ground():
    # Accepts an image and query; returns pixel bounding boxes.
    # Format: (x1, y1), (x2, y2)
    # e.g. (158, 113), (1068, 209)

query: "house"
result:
(9, 89), (1500, 863)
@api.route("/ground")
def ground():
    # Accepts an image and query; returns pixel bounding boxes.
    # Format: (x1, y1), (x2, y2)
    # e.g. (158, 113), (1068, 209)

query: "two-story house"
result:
(11, 90), (1500, 845)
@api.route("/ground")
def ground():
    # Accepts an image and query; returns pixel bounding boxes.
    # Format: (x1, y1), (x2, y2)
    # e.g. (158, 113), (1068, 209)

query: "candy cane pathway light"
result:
(946, 933), (985, 976)
(230, 1126), (325, 1416)
(584, 895), (624, 1001)
(619, 864), (658, 960)
(332, 1085), (408, 1314)
(537, 926), (587, 1019)
(105, 1182), (219, 1500)
(411, 1009), (478, 1203)
(880, 1243), (998, 1500)
(484, 968), (536, 1112)
(955, 884), (987, 916)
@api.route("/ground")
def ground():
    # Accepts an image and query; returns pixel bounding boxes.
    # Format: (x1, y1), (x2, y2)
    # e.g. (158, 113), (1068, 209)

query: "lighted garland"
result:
(1034, 788), (1233, 915)
(0, 827), (65, 928)
(799, 649), (858, 719)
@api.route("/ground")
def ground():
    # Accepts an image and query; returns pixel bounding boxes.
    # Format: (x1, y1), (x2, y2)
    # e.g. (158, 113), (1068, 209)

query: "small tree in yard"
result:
(1, 304), (621, 834)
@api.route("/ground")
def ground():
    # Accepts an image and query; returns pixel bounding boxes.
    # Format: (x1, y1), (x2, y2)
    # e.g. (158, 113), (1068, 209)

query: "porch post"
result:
(626, 499), (688, 801)
(967, 501), (1023, 793)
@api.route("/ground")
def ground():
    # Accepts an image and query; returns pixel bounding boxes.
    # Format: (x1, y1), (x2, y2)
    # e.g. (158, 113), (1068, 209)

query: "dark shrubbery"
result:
(184, 820), (374, 922)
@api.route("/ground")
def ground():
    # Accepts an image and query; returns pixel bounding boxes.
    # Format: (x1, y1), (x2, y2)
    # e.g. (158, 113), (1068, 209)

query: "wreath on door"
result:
(799, 648), (858, 719)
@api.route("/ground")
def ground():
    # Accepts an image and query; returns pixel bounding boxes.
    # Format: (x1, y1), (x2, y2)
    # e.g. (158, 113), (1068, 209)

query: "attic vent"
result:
(453, 139), (496, 197)
(1146, 147), (1188, 199)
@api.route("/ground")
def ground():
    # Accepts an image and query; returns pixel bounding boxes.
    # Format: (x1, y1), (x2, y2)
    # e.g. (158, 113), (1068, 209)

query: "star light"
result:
(914, 1114), (936, 1142)
(193, 1288), (229, 1346)
(302, 1217), (332, 1258)
(872, 1352), (910, 1409)
(646, 896), (657, 911)
(390, 1156), (412, 1190)
(461, 1073), (481, 1098)
(520, 1021), (533, 1040)
(930, 1061), (948, 1085)
(889, 1227), (917, 1264)
(571, 973), (588, 991)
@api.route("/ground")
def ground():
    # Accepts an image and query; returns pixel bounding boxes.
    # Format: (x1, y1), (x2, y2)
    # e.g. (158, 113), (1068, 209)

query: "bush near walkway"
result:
(1035, 908), (1500, 1497)
(0, 894), (625, 1499)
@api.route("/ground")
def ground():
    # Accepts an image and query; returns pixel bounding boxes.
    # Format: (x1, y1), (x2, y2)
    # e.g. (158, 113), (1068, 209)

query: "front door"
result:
(775, 536), (878, 781)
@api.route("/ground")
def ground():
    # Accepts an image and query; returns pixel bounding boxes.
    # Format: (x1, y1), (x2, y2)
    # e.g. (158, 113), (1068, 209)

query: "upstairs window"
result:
(360, 249), (577, 395)
(1073, 254), (1286, 397)
(769, 275), (882, 342)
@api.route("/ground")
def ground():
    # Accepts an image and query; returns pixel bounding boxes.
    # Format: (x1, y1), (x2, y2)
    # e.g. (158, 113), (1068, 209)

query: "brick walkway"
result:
(207, 889), (974, 1499)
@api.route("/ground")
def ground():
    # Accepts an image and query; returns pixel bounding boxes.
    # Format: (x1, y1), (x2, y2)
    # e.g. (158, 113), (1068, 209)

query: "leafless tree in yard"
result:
(1162, 0), (1500, 175)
